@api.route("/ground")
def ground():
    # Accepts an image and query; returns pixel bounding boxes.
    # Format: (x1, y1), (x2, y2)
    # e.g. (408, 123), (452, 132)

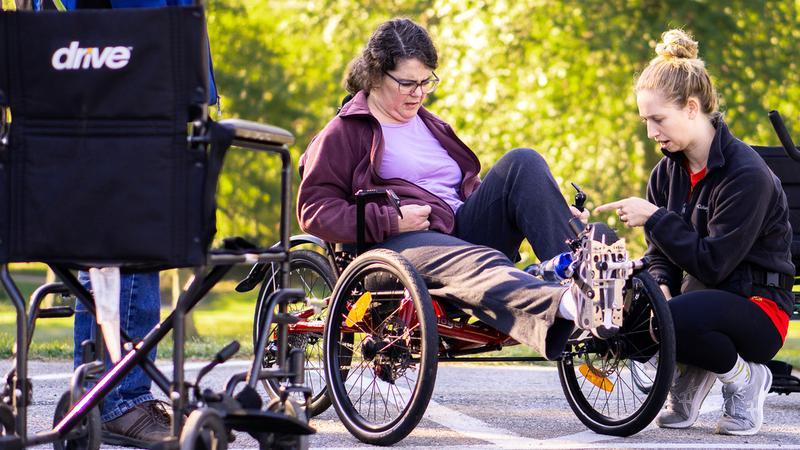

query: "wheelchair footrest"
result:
(224, 409), (316, 435)
(767, 359), (800, 394)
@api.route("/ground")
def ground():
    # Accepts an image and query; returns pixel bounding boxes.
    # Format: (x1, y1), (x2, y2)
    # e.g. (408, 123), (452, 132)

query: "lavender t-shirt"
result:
(379, 115), (464, 213)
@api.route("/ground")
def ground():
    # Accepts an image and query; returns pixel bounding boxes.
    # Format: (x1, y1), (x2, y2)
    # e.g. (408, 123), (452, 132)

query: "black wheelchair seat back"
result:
(754, 144), (800, 322)
(753, 145), (800, 270)
(0, 6), (226, 269)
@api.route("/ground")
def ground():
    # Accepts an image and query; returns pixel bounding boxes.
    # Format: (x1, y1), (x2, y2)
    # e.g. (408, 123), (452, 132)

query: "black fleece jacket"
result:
(644, 120), (795, 316)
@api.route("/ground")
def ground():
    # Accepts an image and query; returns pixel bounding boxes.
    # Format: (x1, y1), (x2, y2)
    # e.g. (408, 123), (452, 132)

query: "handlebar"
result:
(768, 110), (800, 162)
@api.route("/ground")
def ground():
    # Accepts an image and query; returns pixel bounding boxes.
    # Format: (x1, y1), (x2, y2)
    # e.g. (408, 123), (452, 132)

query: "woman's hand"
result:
(570, 206), (589, 225)
(659, 284), (672, 301)
(398, 204), (431, 232)
(594, 197), (659, 227)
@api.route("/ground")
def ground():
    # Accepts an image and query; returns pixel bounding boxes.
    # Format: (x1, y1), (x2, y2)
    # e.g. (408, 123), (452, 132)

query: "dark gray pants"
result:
(378, 148), (575, 359)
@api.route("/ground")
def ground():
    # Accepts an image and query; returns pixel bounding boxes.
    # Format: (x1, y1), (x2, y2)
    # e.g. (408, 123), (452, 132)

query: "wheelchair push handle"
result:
(768, 110), (800, 162)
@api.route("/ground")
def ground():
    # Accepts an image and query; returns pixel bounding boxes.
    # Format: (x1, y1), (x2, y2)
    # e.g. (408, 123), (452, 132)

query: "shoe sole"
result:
(657, 372), (717, 429)
(102, 430), (158, 449)
(716, 364), (773, 436)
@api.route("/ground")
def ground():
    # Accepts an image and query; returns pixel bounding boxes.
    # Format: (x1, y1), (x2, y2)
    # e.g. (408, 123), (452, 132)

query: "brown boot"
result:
(102, 400), (172, 449)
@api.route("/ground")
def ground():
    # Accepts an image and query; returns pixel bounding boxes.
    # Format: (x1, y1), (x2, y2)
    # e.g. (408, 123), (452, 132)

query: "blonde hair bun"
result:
(655, 29), (698, 60)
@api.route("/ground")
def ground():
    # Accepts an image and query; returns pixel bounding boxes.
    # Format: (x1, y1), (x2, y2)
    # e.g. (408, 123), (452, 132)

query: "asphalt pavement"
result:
(5, 360), (800, 449)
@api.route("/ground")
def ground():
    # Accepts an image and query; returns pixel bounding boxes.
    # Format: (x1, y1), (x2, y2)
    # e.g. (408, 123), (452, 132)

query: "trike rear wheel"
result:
(254, 249), (335, 417)
(323, 249), (438, 446)
(558, 271), (675, 436)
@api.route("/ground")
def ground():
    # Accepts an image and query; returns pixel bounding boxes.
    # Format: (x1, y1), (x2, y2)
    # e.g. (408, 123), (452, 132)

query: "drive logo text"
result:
(52, 41), (132, 70)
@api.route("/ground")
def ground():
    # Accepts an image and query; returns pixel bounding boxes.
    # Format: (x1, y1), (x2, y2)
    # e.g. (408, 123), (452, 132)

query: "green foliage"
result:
(206, 0), (799, 261)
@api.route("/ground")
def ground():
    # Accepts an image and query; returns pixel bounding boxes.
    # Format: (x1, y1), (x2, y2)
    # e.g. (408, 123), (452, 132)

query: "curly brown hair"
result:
(345, 18), (438, 95)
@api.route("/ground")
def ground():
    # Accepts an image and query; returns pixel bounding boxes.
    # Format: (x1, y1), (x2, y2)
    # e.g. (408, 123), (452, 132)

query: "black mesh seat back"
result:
(753, 145), (800, 272)
(0, 7), (217, 269)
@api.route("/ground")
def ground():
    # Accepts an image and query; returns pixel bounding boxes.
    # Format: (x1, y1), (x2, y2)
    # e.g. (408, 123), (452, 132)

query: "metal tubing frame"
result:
(1, 265), (29, 443)
(230, 138), (294, 388)
(50, 266), (172, 396)
(248, 288), (304, 390)
(170, 264), (233, 436)
(50, 263), (233, 438)
(2, 130), (298, 446)
(25, 283), (71, 352)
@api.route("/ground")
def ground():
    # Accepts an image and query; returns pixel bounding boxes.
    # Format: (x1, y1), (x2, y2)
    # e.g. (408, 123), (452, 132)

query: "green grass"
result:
(0, 275), (259, 361)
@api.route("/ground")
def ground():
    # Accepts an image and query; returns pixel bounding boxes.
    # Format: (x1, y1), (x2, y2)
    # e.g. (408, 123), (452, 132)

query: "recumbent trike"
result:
(239, 182), (678, 446)
(0, 6), (314, 450)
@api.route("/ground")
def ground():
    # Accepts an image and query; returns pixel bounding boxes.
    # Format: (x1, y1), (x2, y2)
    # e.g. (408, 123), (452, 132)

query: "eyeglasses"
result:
(383, 71), (440, 95)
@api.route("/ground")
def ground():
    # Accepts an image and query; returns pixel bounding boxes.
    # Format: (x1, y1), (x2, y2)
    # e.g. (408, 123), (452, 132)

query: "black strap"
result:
(75, 0), (111, 9)
(751, 266), (795, 291)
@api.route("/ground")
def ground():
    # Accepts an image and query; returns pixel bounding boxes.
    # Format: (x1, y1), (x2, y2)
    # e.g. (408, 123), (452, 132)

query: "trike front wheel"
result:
(558, 270), (675, 436)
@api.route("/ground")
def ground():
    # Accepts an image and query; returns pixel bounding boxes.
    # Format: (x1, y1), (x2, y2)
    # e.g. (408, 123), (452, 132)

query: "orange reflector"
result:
(579, 363), (614, 392)
(345, 292), (372, 327)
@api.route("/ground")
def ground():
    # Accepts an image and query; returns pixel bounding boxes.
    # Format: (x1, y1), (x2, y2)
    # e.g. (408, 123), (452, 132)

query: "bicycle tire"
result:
(323, 248), (438, 446)
(558, 270), (675, 436)
(253, 249), (335, 417)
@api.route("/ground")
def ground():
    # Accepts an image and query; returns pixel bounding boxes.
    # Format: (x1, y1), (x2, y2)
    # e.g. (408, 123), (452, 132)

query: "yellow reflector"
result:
(346, 292), (372, 327)
(579, 363), (614, 392)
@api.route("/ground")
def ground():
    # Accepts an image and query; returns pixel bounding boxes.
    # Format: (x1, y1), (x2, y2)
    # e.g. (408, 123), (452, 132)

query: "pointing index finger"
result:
(594, 200), (624, 213)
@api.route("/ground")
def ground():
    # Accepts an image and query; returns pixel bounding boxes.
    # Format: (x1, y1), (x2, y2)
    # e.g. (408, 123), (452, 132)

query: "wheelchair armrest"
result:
(219, 118), (295, 147)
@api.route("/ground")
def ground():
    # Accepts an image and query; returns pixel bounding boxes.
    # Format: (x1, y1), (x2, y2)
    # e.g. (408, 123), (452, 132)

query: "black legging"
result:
(669, 289), (783, 373)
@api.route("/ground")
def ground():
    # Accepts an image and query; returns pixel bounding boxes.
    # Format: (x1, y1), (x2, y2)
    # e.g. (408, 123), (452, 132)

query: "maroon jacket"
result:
(297, 91), (482, 244)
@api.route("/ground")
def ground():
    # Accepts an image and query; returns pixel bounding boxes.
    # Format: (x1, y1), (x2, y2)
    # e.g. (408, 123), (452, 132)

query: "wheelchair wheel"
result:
(52, 391), (101, 450)
(179, 409), (227, 450)
(557, 271), (675, 436)
(253, 249), (335, 417)
(323, 249), (438, 446)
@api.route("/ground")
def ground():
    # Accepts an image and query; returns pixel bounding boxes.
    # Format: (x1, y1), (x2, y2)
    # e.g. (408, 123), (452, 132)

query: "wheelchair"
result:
(0, 6), (313, 450)
(753, 111), (800, 395)
(239, 183), (677, 445)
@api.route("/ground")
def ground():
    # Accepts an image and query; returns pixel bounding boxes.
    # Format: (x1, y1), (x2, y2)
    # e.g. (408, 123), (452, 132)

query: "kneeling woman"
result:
(597, 29), (793, 436)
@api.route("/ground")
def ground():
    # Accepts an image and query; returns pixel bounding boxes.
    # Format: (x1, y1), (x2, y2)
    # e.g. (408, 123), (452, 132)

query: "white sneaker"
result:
(656, 365), (716, 428)
(716, 362), (772, 435)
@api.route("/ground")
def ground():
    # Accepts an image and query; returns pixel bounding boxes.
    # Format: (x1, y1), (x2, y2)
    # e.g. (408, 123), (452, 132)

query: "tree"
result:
(206, 0), (800, 261)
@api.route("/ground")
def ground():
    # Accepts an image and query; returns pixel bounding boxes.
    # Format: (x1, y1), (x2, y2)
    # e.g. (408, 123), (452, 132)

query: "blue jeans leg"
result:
(73, 271), (161, 422)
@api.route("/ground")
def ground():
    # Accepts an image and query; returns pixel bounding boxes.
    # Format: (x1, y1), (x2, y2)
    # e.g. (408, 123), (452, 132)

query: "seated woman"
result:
(297, 17), (620, 361)
(596, 29), (792, 436)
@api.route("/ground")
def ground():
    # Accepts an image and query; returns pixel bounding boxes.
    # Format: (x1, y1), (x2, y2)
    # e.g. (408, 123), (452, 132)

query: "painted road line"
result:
(312, 444), (800, 450)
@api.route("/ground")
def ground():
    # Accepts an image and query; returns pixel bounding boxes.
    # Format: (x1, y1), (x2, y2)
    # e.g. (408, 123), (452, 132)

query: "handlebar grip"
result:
(568, 217), (585, 236)
(571, 182), (587, 212)
(215, 340), (241, 363)
(768, 110), (800, 162)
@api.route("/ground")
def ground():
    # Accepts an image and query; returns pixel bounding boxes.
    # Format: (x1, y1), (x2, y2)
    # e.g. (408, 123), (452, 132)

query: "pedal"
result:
(574, 223), (630, 339)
